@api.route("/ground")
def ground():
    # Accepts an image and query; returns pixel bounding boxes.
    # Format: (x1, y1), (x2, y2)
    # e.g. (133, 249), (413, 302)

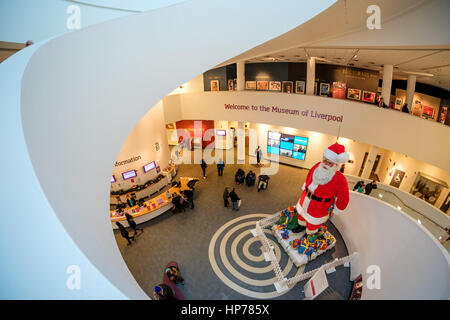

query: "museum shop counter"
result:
(110, 176), (197, 228)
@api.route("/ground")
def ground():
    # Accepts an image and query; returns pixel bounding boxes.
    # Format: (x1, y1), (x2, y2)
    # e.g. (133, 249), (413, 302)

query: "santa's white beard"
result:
(313, 162), (337, 185)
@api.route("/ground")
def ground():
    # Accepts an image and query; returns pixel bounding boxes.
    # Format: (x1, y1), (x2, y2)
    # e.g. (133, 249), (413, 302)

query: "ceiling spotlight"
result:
(417, 219), (422, 225)
(397, 206), (401, 210)
(403, 71), (434, 77)
(379, 194), (383, 198)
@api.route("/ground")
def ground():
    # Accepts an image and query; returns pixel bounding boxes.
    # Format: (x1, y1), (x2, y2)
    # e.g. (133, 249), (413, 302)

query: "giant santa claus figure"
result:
(294, 142), (350, 235)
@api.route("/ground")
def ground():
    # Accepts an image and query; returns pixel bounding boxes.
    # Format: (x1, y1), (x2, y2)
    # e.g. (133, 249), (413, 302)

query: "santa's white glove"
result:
(332, 207), (345, 217)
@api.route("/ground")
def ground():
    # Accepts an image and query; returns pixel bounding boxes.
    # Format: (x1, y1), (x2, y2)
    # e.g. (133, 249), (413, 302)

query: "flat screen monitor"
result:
(268, 131), (281, 140)
(143, 161), (156, 173)
(111, 175), (116, 183)
(216, 130), (226, 136)
(267, 131), (308, 161)
(122, 170), (137, 180)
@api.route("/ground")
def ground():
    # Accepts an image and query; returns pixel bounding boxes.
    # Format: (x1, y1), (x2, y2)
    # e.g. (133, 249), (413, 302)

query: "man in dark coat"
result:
(125, 212), (143, 235)
(116, 221), (135, 245)
(364, 180), (378, 196)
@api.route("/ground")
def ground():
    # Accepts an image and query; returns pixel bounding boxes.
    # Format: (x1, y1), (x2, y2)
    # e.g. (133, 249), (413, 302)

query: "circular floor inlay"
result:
(208, 214), (305, 299)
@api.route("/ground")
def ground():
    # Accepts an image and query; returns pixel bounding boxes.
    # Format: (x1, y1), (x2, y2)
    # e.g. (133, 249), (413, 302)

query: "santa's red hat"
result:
(323, 142), (349, 164)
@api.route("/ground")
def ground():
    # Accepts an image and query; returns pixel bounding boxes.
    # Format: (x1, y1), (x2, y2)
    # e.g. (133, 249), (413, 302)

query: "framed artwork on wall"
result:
(282, 81), (293, 93)
(228, 79), (234, 91)
(331, 82), (346, 99)
(210, 80), (219, 91)
(394, 97), (403, 110)
(257, 80), (269, 91)
(319, 83), (330, 96)
(295, 81), (305, 94)
(347, 88), (362, 101)
(269, 81), (281, 91)
(439, 192), (450, 214)
(409, 173), (447, 206)
(390, 169), (405, 188)
(245, 81), (256, 90)
(362, 90), (376, 103)
(422, 105), (435, 119)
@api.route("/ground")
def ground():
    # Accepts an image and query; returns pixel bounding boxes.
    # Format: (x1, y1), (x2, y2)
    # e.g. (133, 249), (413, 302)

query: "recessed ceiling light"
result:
(417, 219), (422, 225)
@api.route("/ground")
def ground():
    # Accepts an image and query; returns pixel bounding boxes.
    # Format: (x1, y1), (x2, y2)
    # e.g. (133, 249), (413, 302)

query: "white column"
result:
(306, 57), (316, 95)
(381, 64), (393, 106)
(361, 145), (379, 179)
(237, 121), (245, 162)
(405, 75), (416, 112)
(237, 61), (245, 91)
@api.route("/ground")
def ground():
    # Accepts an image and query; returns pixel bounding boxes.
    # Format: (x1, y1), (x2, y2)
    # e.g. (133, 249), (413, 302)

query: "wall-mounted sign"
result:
(143, 161), (156, 173)
(216, 130), (226, 136)
(115, 155), (141, 167)
(122, 170), (137, 180)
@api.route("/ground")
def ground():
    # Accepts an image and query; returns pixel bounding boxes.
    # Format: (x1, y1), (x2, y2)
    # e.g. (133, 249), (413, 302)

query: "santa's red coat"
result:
(296, 162), (349, 227)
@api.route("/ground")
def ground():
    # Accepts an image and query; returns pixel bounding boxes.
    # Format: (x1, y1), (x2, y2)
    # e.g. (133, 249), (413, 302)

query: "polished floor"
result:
(113, 151), (352, 300)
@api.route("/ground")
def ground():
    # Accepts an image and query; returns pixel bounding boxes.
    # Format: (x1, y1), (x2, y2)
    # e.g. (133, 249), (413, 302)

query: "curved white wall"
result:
(162, 91), (450, 172)
(3, 0), (335, 299)
(332, 192), (450, 299)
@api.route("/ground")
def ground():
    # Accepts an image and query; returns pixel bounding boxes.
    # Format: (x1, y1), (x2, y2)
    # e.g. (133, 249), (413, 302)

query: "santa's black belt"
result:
(305, 188), (331, 203)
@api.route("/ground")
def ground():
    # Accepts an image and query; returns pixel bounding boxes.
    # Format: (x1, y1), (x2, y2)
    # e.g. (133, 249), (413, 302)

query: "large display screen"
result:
(267, 131), (308, 160)
(143, 161), (156, 173)
(122, 170), (137, 180)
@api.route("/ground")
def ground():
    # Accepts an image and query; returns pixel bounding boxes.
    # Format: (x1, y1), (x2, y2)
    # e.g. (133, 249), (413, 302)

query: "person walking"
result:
(153, 284), (176, 300)
(125, 212), (143, 235)
(364, 180), (378, 196)
(401, 103), (410, 113)
(223, 187), (230, 208)
(217, 158), (225, 176)
(201, 158), (207, 179)
(353, 180), (365, 191)
(255, 146), (262, 166)
(183, 188), (194, 209)
(116, 221), (135, 245)
(229, 188), (240, 211)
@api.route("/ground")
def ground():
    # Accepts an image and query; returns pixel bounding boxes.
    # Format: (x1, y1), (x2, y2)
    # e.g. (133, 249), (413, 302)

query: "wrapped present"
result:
(290, 238), (302, 249)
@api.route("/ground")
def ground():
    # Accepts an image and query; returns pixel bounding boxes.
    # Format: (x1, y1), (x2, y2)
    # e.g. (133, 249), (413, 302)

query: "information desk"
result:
(110, 164), (177, 205)
(111, 176), (197, 228)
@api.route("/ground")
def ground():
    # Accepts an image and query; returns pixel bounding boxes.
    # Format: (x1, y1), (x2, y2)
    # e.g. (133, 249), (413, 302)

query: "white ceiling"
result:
(246, 47), (450, 90)
(220, 0), (450, 91)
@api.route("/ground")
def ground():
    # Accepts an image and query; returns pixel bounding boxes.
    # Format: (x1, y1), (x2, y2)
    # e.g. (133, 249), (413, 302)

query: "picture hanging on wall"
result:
(245, 81), (257, 90)
(362, 90), (376, 103)
(282, 81), (294, 93)
(295, 81), (305, 94)
(412, 99), (423, 117)
(319, 83), (330, 96)
(331, 82), (346, 99)
(228, 79), (234, 91)
(257, 80), (269, 91)
(409, 173), (447, 206)
(422, 105), (435, 119)
(394, 97), (403, 110)
(269, 81), (281, 91)
(210, 80), (219, 91)
(390, 169), (405, 188)
(347, 88), (362, 101)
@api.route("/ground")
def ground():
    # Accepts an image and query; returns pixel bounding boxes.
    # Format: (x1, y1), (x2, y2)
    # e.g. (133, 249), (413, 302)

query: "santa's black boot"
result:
(291, 225), (306, 233)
